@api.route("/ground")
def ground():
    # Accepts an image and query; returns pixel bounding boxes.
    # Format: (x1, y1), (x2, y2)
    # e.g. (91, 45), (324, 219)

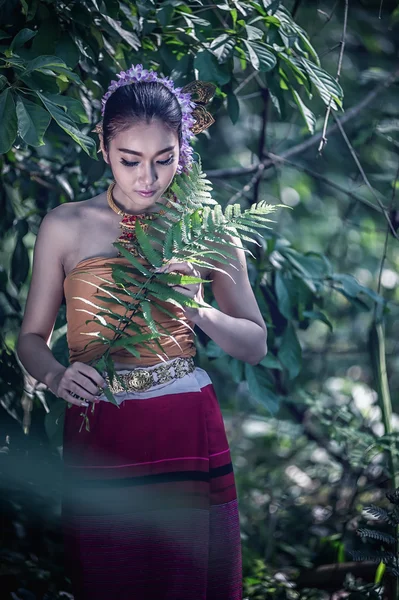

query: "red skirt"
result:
(61, 371), (242, 600)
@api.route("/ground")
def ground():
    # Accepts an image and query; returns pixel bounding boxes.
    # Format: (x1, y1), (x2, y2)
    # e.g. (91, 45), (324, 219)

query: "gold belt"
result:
(104, 357), (195, 393)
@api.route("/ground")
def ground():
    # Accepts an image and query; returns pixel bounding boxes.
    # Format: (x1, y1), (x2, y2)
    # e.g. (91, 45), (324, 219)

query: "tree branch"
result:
(318, 0), (349, 153)
(333, 113), (399, 240)
(266, 152), (382, 213)
(207, 67), (399, 180)
(253, 88), (269, 205)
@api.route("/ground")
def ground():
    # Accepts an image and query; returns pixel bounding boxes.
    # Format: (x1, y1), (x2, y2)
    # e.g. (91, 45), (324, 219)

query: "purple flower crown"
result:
(101, 64), (197, 174)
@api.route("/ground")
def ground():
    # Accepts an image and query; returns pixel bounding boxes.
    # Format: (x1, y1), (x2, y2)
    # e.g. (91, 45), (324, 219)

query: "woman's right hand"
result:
(48, 362), (107, 407)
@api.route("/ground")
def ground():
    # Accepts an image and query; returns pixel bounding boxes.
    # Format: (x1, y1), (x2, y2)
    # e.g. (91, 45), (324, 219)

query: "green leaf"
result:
(260, 353), (283, 370)
(210, 33), (235, 62)
(262, 0), (280, 13)
(275, 271), (292, 319)
(15, 95), (51, 146)
(194, 50), (230, 85)
(135, 220), (163, 268)
(112, 332), (158, 349)
(245, 25), (264, 41)
(299, 57), (344, 110)
(113, 243), (153, 276)
(291, 89), (316, 134)
(332, 274), (384, 305)
(229, 358), (244, 383)
(302, 310), (333, 332)
(102, 384), (120, 407)
(140, 300), (159, 335)
(10, 28), (37, 51)
(243, 40), (276, 71)
(0, 89), (17, 154)
(36, 92), (97, 158)
(227, 90), (240, 124)
(40, 93), (88, 123)
(102, 13), (141, 50)
(22, 55), (68, 75)
(11, 237), (30, 289)
(278, 323), (302, 380)
(245, 364), (280, 414)
(146, 280), (202, 309)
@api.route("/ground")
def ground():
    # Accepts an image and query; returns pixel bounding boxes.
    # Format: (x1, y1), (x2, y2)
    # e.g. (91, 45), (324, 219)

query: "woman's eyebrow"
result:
(117, 146), (175, 156)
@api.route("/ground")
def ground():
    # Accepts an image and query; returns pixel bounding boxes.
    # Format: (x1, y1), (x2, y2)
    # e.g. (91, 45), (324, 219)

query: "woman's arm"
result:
(194, 234), (267, 365)
(17, 209), (69, 388)
(16, 207), (106, 405)
(160, 234), (267, 365)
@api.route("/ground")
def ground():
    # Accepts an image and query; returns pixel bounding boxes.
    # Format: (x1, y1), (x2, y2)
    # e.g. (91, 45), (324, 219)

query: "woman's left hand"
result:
(155, 261), (205, 321)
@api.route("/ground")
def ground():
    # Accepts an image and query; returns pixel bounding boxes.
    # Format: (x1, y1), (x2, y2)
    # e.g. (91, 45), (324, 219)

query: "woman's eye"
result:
(158, 157), (174, 165)
(120, 156), (174, 167)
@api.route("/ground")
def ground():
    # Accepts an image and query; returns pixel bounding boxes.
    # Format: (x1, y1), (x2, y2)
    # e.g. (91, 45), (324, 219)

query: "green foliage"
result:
(351, 489), (399, 577)
(0, 0), (343, 157)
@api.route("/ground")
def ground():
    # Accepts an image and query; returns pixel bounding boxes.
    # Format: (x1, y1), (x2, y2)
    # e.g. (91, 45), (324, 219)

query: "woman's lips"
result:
(136, 190), (156, 197)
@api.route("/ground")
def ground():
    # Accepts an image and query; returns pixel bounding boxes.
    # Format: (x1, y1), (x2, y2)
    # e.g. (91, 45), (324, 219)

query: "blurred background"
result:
(0, 0), (399, 598)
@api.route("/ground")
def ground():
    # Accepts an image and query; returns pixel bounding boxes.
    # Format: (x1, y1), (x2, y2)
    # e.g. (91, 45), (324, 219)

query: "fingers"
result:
(157, 262), (201, 295)
(57, 362), (107, 406)
(67, 380), (99, 403)
(74, 362), (107, 390)
(157, 262), (200, 276)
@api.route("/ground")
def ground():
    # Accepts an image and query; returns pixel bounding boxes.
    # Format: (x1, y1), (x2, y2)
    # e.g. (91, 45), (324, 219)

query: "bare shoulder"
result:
(48, 192), (106, 223)
(43, 193), (107, 265)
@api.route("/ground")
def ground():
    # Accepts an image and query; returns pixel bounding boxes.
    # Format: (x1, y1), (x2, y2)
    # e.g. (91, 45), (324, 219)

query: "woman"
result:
(17, 65), (267, 600)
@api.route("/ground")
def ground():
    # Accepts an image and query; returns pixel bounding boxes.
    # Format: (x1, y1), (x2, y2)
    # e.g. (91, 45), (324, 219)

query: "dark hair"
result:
(102, 81), (183, 152)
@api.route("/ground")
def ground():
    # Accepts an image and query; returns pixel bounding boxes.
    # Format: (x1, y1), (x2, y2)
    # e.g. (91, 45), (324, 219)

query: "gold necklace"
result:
(107, 181), (168, 218)
(107, 182), (171, 257)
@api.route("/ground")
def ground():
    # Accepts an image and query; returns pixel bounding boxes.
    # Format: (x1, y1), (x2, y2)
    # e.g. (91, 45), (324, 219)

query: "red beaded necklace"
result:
(107, 182), (172, 256)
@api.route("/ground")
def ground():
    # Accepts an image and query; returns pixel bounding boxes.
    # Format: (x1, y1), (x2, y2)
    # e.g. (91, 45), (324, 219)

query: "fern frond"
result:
(113, 244), (153, 276)
(146, 280), (203, 309)
(93, 295), (130, 309)
(172, 220), (183, 251)
(72, 296), (113, 313)
(112, 332), (158, 349)
(364, 505), (399, 526)
(163, 224), (174, 260)
(71, 277), (126, 305)
(184, 247), (235, 265)
(182, 212), (192, 243)
(357, 528), (396, 545)
(191, 209), (202, 237)
(386, 490), (399, 505)
(135, 221), (163, 267)
(140, 300), (159, 335)
(229, 222), (264, 236)
(170, 158), (217, 208)
(350, 549), (397, 563)
(121, 345), (141, 358)
(156, 272), (207, 286)
(76, 309), (108, 326)
(151, 301), (196, 334)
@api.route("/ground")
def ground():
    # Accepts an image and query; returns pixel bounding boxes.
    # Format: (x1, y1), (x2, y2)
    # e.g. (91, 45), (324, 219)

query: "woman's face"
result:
(101, 119), (179, 212)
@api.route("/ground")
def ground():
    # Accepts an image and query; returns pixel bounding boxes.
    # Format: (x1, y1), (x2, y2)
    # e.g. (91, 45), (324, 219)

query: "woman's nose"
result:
(138, 163), (158, 186)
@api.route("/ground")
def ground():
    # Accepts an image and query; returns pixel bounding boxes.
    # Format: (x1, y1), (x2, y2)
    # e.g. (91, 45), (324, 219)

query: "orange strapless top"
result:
(63, 256), (197, 367)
